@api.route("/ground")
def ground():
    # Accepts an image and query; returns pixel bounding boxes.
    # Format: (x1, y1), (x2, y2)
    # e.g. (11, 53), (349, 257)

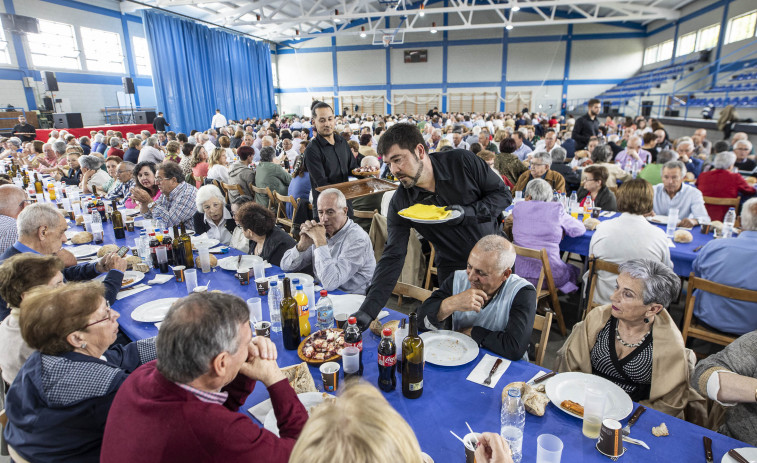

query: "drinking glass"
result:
(666, 208), (679, 238)
(197, 245), (211, 273)
(342, 346), (360, 375)
(247, 297), (263, 324)
(184, 268), (198, 293)
(536, 434), (563, 463)
(582, 385), (606, 439)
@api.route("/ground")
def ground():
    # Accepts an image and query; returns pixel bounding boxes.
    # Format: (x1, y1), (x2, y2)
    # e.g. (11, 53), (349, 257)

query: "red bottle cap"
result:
(348, 316), (357, 324)
(320, 289), (328, 297)
(382, 328), (392, 337)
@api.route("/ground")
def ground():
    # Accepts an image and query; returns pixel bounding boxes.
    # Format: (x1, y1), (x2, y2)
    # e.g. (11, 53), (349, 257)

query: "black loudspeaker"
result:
(53, 113), (83, 129)
(42, 96), (53, 111)
(134, 111), (156, 124)
(664, 110), (681, 117)
(42, 71), (58, 92)
(699, 50), (712, 63)
(122, 77), (135, 94)
(641, 100), (654, 117)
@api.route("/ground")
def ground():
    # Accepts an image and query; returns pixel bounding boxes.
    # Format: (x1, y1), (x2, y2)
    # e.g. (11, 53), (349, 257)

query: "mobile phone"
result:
(117, 246), (130, 258)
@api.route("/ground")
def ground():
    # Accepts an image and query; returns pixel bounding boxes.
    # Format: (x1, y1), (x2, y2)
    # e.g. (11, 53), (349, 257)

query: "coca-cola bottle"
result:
(378, 328), (396, 392)
(344, 316), (363, 376)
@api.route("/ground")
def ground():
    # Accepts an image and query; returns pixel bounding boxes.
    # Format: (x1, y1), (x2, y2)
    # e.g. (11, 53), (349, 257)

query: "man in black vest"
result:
(572, 98), (601, 150)
(152, 112), (170, 132)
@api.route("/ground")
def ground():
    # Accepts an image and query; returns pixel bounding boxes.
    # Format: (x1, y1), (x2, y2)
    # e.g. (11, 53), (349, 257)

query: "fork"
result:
(483, 358), (503, 386)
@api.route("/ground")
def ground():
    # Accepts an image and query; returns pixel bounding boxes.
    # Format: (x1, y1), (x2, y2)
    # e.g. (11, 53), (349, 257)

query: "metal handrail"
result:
(672, 37), (757, 94)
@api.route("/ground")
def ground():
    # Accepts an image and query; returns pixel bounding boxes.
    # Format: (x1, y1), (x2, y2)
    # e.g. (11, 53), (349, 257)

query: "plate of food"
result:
(646, 215), (669, 224)
(545, 372), (633, 421)
(298, 328), (345, 364)
(67, 244), (100, 258)
(419, 330), (479, 366)
(721, 447), (757, 462)
(131, 298), (179, 323)
(191, 237), (220, 250)
(398, 204), (461, 224)
(95, 270), (144, 289)
(263, 392), (335, 437)
(119, 208), (141, 217)
(351, 167), (380, 177)
(218, 255), (263, 271)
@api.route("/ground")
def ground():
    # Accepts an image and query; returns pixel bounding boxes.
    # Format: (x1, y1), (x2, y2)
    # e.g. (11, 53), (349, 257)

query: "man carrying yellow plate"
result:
(351, 123), (512, 331)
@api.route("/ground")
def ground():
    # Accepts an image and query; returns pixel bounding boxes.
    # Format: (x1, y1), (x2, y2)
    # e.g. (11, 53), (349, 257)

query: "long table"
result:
(75, 217), (748, 463)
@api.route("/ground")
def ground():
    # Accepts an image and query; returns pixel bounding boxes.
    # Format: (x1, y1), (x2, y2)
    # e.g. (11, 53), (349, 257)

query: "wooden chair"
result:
(584, 254), (620, 319)
(681, 273), (757, 348)
(354, 209), (379, 220)
(532, 311), (553, 367)
(192, 175), (206, 187)
(221, 182), (245, 203)
(392, 281), (432, 309)
(424, 243), (438, 290)
(250, 183), (276, 210)
(274, 191), (298, 234)
(513, 245), (567, 336)
(702, 195), (740, 209)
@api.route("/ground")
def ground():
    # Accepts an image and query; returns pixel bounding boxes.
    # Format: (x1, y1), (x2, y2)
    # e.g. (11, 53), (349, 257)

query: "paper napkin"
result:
(147, 274), (174, 285)
(466, 354), (511, 388)
(248, 399), (273, 424)
(116, 284), (151, 300)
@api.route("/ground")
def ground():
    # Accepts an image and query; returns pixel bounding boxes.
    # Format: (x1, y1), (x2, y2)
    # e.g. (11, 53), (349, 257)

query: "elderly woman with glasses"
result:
(508, 179), (585, 294)
(557, 259), (702, 419)
(0, 254), (64, 385)
(235, 201), (295, 267)
(576, 165), (617, 212)
(192, 184), (235, 245)
(3, 281), (156, 463)
(513, 151), (566, 193)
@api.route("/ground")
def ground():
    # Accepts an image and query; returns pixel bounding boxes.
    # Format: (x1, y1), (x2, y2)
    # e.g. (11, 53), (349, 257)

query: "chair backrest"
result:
(585, 254), (620, 318)
(353, 209), (378, 220)
(192, 175), (206, 187)
(702, 195), (740, 208)
(424, 242), (438, 290)
(393, 281), (432, 304)
(512, 244), (567, 336)
(532, 311), (553, 367)
(512, 245), (546, 295)
(221, 182), (244, 203)
(681, 272), (757, 347)
(273, 191), (297, 233)
(250, 183), (275, 209)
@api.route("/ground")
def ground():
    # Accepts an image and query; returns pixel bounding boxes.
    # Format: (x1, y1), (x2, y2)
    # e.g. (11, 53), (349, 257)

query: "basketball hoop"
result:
(382, 35), (392, 47)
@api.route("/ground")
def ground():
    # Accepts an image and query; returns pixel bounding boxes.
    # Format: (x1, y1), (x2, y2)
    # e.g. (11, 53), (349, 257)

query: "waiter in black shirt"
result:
(304, 101), (359, 213)
(572, 98), (601, 150)
(352, 123), (512, 331)
(152, 112), (170, 132)
(11, 115), (36, 143)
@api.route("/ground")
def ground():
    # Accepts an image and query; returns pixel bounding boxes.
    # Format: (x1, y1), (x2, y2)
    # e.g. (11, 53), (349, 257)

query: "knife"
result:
(727, 449), (750, 463)
(622, 405), (646, 436)
(703, 436), (714, 463)
(622, 436), (649, 450)
(527, 371), (557, 386)
(236, 255), (242, 272)
(483, 358), (503, 386)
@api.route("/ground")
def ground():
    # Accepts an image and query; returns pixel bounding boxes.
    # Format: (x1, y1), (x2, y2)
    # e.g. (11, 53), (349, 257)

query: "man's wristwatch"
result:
(147, 202), (156, 210)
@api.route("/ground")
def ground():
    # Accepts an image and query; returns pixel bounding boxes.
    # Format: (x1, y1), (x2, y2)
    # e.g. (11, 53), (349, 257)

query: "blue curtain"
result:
(141, 10), (276, 133)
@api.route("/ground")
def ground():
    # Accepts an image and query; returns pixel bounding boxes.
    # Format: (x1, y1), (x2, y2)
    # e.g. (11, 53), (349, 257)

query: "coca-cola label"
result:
(345, 340), (363, 352)
(378, 354), (396, 367)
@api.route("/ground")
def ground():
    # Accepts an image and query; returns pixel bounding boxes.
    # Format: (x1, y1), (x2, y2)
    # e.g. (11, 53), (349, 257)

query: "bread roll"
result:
(97, 244), (119, 258)
(209, 254), (218, 267)
(583, 217), (601, 230)
(502, 381), (549, 417)
(281, 362), (318, 394)
(673, 230), (693, 243)
(710, 220), (723, 232)
(125, 255), (142, 269)
(133, 263), (150, 273)
(71, 232), (93, 244)
(652, 422), (669, 437)
(75, 215), (84, 225)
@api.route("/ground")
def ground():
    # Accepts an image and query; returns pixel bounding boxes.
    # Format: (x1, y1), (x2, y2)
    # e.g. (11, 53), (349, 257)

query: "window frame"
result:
(132, 36), (151, 76)
(675, 31), (697, 57)
(26, 19), (81, 70)
(725, 10), (757, 44)
(0, 27), (11, 65)
(644, 44), (660, 65)
(695, 24), (721, 52)
(79, 26), (126, 74)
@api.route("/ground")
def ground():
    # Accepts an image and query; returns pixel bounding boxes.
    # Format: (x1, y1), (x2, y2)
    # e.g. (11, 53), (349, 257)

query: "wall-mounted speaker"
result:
(122, 77), (135, 94)
(42, 71), (58, 92)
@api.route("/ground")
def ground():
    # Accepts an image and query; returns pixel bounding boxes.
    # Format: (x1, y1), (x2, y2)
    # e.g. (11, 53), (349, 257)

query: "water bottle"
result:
(552, 191), (560, 202)
(569, 191), (578, 213)
(268, 281), (282, 333)
(560, 192), (568, 212)
(138, 230), (151, 265)
(315, 290), (334, 331)
(723, 207), (736, 239)
(91, 212), (103, 244)
(501, 388), (525, 463)
(666, 207), (679, 238)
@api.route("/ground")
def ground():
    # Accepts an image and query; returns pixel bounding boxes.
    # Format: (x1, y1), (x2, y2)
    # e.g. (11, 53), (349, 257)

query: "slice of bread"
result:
(281, 362), (317, 394)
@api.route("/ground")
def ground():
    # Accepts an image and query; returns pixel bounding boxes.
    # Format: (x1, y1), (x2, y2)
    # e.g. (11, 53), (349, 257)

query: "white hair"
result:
(524, 178), (553, 201)
(742, 198), (757, 232)
(712, 151), (737, 170)
(677, 140), (694, 151)
(318, 188), (347, 209)
(530, 151), (552, 168)
(195, 184), (226, 213)
(734, 139), (753, 151)
(474, 235), (516, 273)
(79, 155), (103, 171)
(361, 156), (380, 169)
(17, 203), (63, 238)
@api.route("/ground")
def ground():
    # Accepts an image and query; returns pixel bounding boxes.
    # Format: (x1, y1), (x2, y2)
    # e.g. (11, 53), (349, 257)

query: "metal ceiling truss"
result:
(129, 0), (681, 44)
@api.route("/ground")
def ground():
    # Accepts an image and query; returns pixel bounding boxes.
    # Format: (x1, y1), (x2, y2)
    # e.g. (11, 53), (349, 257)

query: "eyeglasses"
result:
(529, 163), (547, 169)
(83, 303), (116, 329)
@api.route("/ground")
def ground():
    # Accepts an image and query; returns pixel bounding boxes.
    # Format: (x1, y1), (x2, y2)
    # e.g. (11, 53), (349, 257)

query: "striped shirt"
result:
(143, 181), (197, 229)
(175, 382), (229, 405)
(0, 214), (17, 255)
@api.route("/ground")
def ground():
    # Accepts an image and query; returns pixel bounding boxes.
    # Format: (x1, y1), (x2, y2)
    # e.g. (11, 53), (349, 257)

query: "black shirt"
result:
(356, 149), (512, 320)
(152, 116), (169, 132)
(11, 123), (36, 143)
(416, 274), (536, 360)
(572, 114), (599, 150)
(304, 133), (358, 207)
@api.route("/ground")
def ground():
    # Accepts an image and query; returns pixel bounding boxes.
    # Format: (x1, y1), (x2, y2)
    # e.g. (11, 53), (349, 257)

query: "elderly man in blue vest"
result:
(416, 235), (537, 361)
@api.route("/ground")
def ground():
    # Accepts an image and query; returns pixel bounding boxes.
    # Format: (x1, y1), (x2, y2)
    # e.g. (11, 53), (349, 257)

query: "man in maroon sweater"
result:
(100, 292), (308, 463)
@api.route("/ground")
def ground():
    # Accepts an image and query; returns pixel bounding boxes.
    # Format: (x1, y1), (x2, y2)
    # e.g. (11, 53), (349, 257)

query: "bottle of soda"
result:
(402, 312), (424, 399)
(280, 277), (300, 350)
(96, 197), (107, 221)
(148, 231), (160, 269)
(294, 284), (311, 337)
(315, 290), (334, 331)
(33, 173), (43, 194)
(162, 229), (174, 266)
(344, 316), (363, 376)
(378, 328), (397, 392)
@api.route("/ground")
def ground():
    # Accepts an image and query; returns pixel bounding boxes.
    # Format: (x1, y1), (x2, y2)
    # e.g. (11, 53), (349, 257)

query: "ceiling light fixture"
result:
(512, 5), (521, 12)
(256, 14), (261, 21)
(360, 26), (366, 38)
(419, 4), (425, 16)
(430, 21), (437, 33)
(506, 23), (514, 30)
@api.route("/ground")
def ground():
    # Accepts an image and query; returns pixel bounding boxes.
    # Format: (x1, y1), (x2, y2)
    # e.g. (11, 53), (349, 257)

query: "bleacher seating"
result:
(685, 60), (757, 108)
(597, 58), (700, 101)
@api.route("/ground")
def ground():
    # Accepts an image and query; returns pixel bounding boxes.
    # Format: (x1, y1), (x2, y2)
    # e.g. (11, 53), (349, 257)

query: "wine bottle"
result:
(280, 277), (301, 350)
(111, 200), (125, 239)
(172, 225), (185, 266)
(402, 312), (424, 399)
(179, 222), (194, 268)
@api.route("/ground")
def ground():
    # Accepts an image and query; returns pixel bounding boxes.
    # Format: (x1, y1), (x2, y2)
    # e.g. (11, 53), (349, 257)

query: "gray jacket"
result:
(228, 162), (255, 201)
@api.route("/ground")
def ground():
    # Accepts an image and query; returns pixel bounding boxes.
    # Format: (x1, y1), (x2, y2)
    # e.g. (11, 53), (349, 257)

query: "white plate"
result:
(329, 294), (366, 318)
(263, 392), (332, 437)
(68, 244), (100, 258)
(722, 447), (757, 462)
(286, 273), (315, 286)
(95, 270), (144, 289)
(545, 372), (633, 421)
(119, 208), (141, 217)
(218, 255), (263, 271)
(647, 215), (669, 224)
(400, 208), (462, 224)
(131, 297), (179, 323)
(192, 238), (220, 250)
(419, 330), (479, 367)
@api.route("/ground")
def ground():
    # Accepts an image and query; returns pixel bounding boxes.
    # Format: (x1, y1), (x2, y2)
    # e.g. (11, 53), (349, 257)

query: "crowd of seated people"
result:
(0, 106), (756, 462)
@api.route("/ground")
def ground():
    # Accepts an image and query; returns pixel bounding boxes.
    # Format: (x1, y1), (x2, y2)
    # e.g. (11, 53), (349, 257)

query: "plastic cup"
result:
(320, 362), (340, 392)
(582, 385), (606, 439)
(83, 214), (93, 232)
(247, 297), (262, 324)
(237, 268), (250, 285)
(464, 432), (482, 463)
(252, 260), (266, 280)
(197, 245), (211, 273)
(304, 282), (316, 316)
(335, 312), (349, 329)
(666, 207), (679, 238)
(699, 217), (711, 234)
(342, 346), (360, 375)
(184, 268), (198, 293)
(254, 321), (271, 337)
(255, 277), (269, 296)
(536, 434), (563, 463)
(173, 265), (185, 282)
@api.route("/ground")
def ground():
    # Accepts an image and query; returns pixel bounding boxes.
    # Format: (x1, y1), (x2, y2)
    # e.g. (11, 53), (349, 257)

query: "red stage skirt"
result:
(35, 124), (155, 140)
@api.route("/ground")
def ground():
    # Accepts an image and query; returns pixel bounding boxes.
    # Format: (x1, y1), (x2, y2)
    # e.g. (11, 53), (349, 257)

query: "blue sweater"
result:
(4, 339), (157, 463)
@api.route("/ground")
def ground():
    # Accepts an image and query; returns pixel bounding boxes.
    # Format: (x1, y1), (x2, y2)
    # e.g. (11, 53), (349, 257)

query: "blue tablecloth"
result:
(81, 216), (746, 463)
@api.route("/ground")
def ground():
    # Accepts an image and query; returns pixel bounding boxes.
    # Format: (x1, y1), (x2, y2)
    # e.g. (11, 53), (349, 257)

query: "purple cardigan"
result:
(511, 201), (586, 293)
